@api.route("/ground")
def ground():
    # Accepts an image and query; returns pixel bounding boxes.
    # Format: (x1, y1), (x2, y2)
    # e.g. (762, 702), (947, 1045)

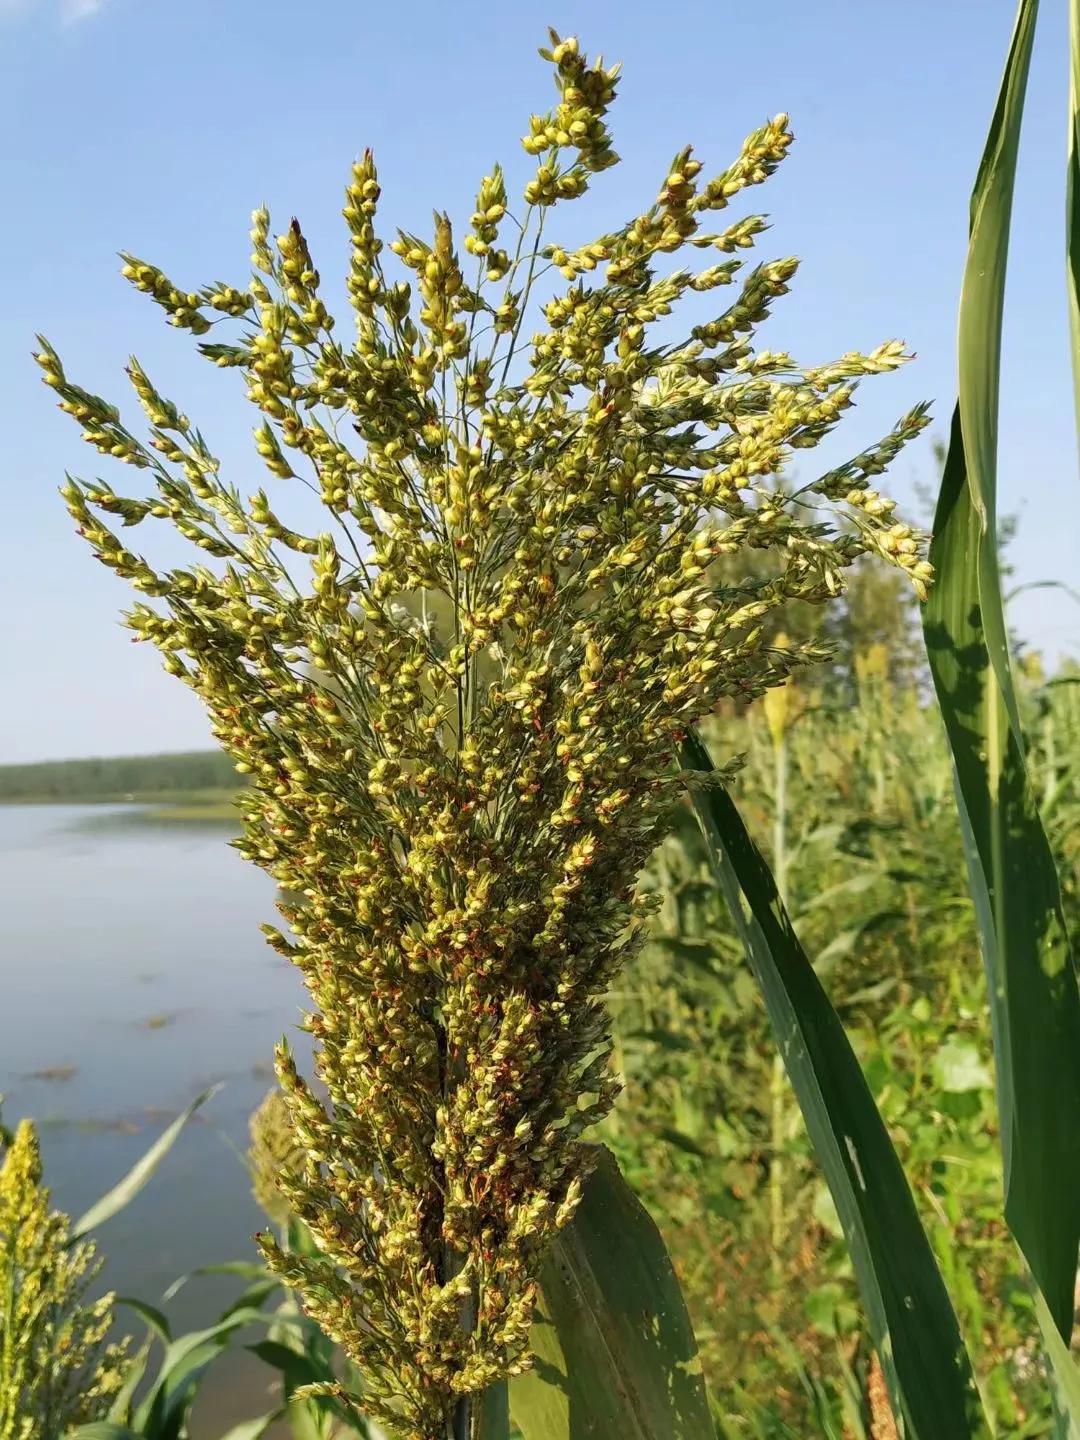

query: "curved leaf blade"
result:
(682, 733), (988, 1440)
(161, 1257), (272, 1305)
(67, 1427), (141, 1440)
(72, 1084), (220, 1238)
(923, 0), (1080, 1338)
(116, 1295), (172, 1345)
(510, 1145), (712, 1440)
(1036, 1291), (1080, 1439)
(133, 1306), (275, 1436)
(216, 1414), (284, 1440)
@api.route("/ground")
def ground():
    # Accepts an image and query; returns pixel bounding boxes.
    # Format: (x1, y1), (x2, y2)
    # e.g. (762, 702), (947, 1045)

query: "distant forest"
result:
(0, 750), (240, 802)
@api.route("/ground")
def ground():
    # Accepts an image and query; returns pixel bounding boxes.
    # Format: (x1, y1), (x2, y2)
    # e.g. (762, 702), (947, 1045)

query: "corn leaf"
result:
(248, 1337), (329, 1397)
(247, 1333), (368, 1436)
(682, 732), (988, 1440)
(923, 0), (1080, 1338)
(510, 1145), (712, 1440)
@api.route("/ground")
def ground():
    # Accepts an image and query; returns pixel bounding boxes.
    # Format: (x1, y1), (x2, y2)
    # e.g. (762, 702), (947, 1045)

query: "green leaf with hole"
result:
(510, 1146), (711, 1440)
(682, 732), (987, 1439)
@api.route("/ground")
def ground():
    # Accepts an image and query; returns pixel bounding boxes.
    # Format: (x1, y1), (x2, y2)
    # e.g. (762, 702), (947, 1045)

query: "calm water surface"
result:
(0, 803), (308, 1433)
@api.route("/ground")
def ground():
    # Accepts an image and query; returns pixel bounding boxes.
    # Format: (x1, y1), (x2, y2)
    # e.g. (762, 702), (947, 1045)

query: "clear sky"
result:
(1, 0), (1076, 763)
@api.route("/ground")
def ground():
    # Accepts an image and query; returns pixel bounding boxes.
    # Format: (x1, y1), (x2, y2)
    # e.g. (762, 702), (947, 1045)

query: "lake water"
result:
(0, 803), (308, 1434)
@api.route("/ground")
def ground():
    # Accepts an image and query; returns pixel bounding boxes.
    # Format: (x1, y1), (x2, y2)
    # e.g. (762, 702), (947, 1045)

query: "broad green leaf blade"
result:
(476, 1380), (510, 1440)
(682, 732), (988, 1440)
(248, 1335), (355, 1438)
(218, 1274), (282, 1319)
(510, 1145), (712, 1440)
(923, 0), (1080, 1339)
(282, 1403), (328, 1440)
(72, 1084), (220, 1237)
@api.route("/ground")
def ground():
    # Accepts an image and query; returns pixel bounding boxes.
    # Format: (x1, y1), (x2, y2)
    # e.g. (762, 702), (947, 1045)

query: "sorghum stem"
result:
(451, 1395), (472, 1440)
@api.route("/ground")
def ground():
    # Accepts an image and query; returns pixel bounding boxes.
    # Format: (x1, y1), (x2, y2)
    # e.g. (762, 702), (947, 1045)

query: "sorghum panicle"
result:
(249, 1087), (303, 1230)
(0, 1122), (127, 1438)
(42, 30), (930, 1438)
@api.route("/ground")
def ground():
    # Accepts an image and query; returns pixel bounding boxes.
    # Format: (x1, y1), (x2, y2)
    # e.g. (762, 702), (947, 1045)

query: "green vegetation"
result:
(0, 1122), (128, 1436)
(5, 7), (1080, 1440)
(924, 0), (1080, 1355)
(612, 658), (1080, 1433)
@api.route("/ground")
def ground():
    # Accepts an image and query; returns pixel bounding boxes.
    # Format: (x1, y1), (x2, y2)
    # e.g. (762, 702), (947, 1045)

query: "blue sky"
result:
(0, 0), (1075, 762)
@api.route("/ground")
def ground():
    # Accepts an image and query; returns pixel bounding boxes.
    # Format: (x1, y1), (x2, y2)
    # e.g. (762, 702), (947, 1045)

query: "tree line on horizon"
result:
(0, 749), (238, 802)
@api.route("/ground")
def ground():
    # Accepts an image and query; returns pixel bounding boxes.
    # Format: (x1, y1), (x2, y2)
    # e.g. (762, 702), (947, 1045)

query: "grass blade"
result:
(67, 1427), (141, 1440)
(215, 1416), (283, 1440)
(72, 1085), (219, 1238)
(682, 732), (988, 1440)
(116, 1295), (172, 1344)
(923, 0), (1080, 1338)
(133, 1306), (274, 1436)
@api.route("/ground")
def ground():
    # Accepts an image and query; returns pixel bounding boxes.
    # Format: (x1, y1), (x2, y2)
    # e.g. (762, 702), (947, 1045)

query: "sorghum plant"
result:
(41, 31), (930, 1438)
(249, 1087), (304, 1230)
(0, 1122), (127, 1438)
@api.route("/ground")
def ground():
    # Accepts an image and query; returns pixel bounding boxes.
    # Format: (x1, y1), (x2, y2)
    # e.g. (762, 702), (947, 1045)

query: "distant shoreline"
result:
(0, 794), (239, 825)
(0, 790), (238, 807)
(0, 750), (241, 811)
